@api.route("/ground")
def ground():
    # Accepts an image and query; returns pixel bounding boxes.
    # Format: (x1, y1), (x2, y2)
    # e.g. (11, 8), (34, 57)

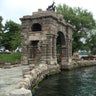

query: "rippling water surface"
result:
(33, 66), (96, 96)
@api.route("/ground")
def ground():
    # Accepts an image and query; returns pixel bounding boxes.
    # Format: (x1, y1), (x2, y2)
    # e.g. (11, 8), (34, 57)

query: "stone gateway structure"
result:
(20, 9), (72, 68)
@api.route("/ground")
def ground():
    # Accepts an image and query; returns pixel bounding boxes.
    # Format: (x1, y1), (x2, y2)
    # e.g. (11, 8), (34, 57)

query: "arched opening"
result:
(56, 32), (66, 64)
(32, 23), (42, 31)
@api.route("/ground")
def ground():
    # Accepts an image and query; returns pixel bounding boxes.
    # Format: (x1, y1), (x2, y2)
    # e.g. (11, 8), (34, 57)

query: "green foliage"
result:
(1, 20), (21, 50)
(0, 52), (21, 63)
(56, 4), (96, 53)
(0, 16), (3, 45)
(0, 16), (3, 31)
(85, 31), (96, 54)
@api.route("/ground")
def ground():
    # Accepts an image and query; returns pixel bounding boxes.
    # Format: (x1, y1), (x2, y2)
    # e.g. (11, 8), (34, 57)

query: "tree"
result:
(85, 30), (96, 55)
(0, 16), (3, 32)
(2, 20), (21, 50)
(0, 16), (3, 46)
(56, 4), (96, 53)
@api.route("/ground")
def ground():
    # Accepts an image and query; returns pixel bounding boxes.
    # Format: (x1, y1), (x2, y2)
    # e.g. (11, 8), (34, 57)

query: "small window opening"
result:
(32, 23), (42, 31)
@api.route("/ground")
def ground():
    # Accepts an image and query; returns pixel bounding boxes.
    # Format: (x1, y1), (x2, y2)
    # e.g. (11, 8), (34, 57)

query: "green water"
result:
(33, 66), (96, 96)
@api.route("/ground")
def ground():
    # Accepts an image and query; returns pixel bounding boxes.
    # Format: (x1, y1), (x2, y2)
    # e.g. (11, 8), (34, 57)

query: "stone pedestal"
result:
(9, 88), (32, 96)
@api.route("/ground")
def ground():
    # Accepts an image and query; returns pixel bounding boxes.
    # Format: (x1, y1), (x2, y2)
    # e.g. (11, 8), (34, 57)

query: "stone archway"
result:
(56, 31), (66, 64)
(20, 10), (72, 67)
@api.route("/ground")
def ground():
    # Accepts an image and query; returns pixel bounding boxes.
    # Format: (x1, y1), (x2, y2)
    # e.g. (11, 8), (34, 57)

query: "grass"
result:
(0, 52), (21, 63)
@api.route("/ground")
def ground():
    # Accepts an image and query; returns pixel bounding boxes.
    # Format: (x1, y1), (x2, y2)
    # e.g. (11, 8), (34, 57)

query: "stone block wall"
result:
(20, 10), (73, 68)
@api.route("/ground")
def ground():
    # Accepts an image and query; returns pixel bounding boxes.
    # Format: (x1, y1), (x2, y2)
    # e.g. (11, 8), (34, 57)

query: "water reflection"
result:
(33, 67), (96, 96)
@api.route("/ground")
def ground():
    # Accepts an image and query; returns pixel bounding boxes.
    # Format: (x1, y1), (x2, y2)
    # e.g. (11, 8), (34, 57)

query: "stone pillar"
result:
(40, 42), (47, 64)
(46, 34), (53, 64)
(28, 45), (34, 64)
(52, 35), (57, 64)
(9, 88), (32, 96)
(68, 27), (72, 63)
(21, 25), (29, 65)
(66, 27), (72, 63)
(53, 35), (57, 59)
(61, 45), (67, 63)
(21, 45), (28, 65)
(67, 38), (72, 63)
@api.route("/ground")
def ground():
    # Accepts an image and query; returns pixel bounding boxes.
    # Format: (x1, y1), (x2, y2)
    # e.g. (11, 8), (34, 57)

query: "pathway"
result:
(0, 65), (28, 96)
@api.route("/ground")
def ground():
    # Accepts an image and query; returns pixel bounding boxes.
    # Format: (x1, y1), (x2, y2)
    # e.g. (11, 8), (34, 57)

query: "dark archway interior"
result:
(56, 32), (65, 64)
(30, 40), (39, 58)
(32, 23), (42, 31)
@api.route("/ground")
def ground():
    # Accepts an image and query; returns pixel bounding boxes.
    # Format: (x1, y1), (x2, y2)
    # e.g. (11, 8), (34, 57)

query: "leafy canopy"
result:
(56, 4), (96, 53)
(1, 20), (21, 50)
(0, 16), (3, 46)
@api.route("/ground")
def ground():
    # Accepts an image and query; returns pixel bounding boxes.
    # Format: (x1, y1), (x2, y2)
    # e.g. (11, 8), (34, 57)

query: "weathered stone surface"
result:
(22, 68), (30, 76)
(62, 60), (96, 70)
(1, 60), (96, 96)
(0, 65), (29, 96)
(20, 10), (72, 66)
(9, 88), (32, 96)
(24, 75), (32, 82)
(18, 63), (60, 89)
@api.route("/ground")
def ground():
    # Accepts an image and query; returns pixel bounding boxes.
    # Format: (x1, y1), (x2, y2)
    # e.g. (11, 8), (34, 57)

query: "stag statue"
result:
(47, 1), (56, 11)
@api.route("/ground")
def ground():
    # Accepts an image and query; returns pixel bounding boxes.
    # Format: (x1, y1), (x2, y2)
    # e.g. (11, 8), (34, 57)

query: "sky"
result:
(0, 0), (96, 24)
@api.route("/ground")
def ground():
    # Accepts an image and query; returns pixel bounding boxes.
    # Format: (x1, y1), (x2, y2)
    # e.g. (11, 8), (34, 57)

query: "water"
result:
(33, 66), (96, 96)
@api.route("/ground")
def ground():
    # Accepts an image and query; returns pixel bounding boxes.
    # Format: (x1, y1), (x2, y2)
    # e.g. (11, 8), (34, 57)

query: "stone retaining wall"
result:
(9, 64), (60, 96)
(62, 60), (96, 70)
(72, 60), (96, 68)
(9, 60), (96, 96)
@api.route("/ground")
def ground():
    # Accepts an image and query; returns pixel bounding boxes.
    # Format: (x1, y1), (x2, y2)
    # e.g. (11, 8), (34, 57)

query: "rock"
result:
(23, 77), (31, 87)
(22, 68), (30, 76)
(30, 70), (37, 79)
(24, 75), (32, 82)
(17, 81), (29, 89)
(29, 64), (35, 70)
